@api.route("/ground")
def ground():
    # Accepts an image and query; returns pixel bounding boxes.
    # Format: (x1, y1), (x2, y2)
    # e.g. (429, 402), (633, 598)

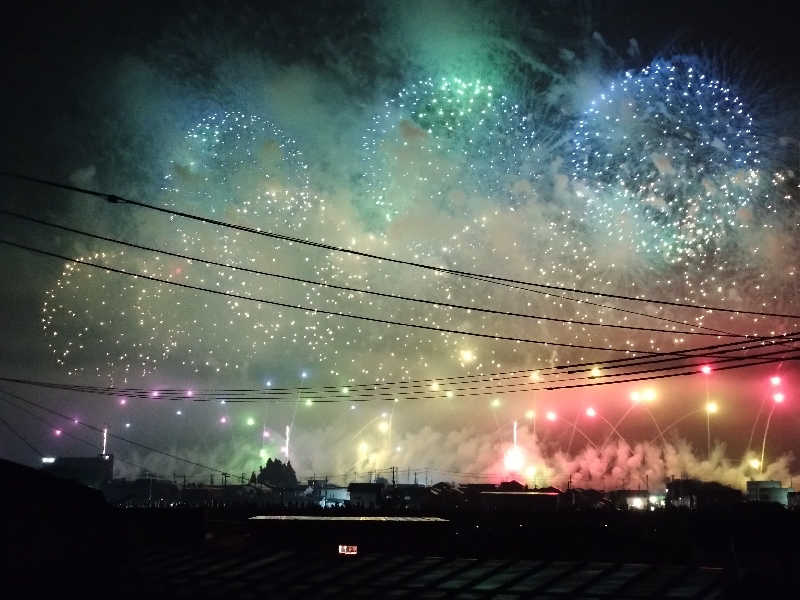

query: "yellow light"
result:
(445, 390), (454, 398)
(643, 389), (656, 402)
(590, 367), (601, 377)
(378, 421), (390, 434)
(705, 401), (718, 414)
(524, 465), (537, 479)
(630, 391), (641, 403)
(431, 381), (440, 391)
(305, 398), (313, 406)
(246, 417), (255, 426)
(358, 441), (368, 454)
(529, 371), (540, 382)
(525, 409), (535, 420)
(490, 398), (501, 408)
(460, 350), (475, 362)
(341, 387), (349, 394)
(749, 458), (761, 469)
(259, 448), (268, 460)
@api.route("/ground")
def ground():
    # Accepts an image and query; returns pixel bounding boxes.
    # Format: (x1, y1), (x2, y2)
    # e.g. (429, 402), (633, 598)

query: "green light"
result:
(246, 417), (255, 426)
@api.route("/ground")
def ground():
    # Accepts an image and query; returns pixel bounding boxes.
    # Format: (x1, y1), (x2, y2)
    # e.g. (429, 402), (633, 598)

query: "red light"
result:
(338, 545), (358, 555)
(54, 429), (62, 437)
(700, 365), (712, 374)
(770, 376), (781, 386)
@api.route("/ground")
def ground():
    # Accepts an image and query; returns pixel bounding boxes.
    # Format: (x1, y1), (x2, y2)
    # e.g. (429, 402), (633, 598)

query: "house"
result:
(747, 480), (795, 507)
(347, 482), (384, 508)
(40, 454), (114, 489)
(666, 479), (743, 510)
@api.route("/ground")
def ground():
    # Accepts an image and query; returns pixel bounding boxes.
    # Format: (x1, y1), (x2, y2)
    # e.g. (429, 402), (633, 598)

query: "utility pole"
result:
(392, 466), (396, 487)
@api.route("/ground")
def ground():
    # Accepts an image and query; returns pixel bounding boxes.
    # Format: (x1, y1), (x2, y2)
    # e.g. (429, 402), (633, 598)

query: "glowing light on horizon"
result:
(503, 446), (525, 472)
(701, 365), (712, 375)
(590, 367), (602, 378)
(491, 398), (501, 408)
(705, 401), (719, 414)
(546, 411), (557, 422)
(586, 407), (597, 417)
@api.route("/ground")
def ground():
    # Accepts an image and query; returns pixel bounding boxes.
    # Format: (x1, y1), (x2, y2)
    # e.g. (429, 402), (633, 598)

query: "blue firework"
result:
(571, 58), (761, 262)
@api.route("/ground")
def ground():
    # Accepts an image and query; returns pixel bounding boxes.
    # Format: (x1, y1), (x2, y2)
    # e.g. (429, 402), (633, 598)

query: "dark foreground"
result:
(3, 460), (799, 598)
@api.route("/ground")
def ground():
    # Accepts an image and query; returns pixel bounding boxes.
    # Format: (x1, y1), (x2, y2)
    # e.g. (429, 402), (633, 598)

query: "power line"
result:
(1, 330), (792, 401)
(2, 350), (796, 404)
(0, 393), (167, 477)
(2, 208), (745, 339)
(1, 237), (716, 357)
(0, 387), (228, 476)
(4, 171), (799, 320)
(0, 412), (43, 458)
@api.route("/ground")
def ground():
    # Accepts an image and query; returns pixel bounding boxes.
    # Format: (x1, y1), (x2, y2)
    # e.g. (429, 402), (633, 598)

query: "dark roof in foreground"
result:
(250, 515), (448, 522)
(128, 548), (724, 599)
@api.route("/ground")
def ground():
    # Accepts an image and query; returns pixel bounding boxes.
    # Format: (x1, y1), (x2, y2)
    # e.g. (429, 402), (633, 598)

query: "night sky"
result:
(2, 0), (800, 490)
